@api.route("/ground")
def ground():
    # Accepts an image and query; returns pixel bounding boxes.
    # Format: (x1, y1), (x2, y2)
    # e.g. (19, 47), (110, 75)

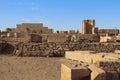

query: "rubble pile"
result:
(14, 42), (65, 57)
(67, 43), (119, 53)
(97, 61), (120, 72)
(96, 61), (120, 80)
(11, 42), (120, 57)
(0, 41), (7, 52)
(77, 43), (115, 53)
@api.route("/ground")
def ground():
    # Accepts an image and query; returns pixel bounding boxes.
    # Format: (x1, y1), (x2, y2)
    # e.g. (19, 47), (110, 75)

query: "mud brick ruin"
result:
(0, 19), (120, 80)
(1, 20), (120, 56)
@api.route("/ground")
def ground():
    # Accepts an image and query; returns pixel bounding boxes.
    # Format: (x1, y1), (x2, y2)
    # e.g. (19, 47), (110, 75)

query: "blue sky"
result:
(0, 0), (120, 31)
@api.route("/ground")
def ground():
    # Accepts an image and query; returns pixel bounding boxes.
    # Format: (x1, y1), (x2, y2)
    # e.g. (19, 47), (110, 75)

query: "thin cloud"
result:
(18, 16), (52, 27)
(13, 2), (35, 6)
(19, 17), (31, 22)
(19, 17), (47, 23)
(31, 7), (39, 11)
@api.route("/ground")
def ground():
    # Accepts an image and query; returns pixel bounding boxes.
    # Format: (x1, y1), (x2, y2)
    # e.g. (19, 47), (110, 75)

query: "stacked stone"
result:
(97, 61), (120, 73)
(13, 41), (120, 57)
(15, 42), (65, 57)
(68, 43), (115, 53)
(0, 42), (6, 51)
(96, 61), (120, 80)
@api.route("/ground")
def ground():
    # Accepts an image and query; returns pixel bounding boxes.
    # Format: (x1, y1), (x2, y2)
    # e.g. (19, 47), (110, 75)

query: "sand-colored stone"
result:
(115, 50), (120, 54)
(82, 19), (96, 34)
(65, 51), (120, 64)
(61, 63), (90, 80)
(65, 51), (92, 63)
(88, 64), (106, 80)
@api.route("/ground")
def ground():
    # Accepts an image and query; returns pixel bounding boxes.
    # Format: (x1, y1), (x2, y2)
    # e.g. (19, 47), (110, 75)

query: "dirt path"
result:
(0, 55), (69, 80)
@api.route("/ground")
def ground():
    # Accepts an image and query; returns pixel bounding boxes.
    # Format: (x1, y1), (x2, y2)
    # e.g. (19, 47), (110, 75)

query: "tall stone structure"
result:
(82, 19), (95, 34)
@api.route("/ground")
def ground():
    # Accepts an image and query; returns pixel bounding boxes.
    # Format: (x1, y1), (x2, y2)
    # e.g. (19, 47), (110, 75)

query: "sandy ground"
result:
(0, 55), (72, 80)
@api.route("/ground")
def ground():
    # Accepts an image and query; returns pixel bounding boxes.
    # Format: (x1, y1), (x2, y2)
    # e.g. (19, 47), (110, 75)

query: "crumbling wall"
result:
(14, 42), (65, 57)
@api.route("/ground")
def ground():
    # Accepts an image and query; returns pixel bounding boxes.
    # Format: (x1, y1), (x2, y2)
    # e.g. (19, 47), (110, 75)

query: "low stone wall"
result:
(65, 51), (120, 64)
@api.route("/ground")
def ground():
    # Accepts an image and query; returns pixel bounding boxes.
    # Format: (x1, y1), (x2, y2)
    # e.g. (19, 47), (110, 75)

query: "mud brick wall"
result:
(48, 33), (67, 43)
(99, 29), (119, 36)
(79, 34), (100, 42)
(17, 23), (53, 35)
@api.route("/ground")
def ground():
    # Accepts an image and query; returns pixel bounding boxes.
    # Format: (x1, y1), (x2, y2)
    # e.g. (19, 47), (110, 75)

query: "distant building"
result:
(115, 34), (120, 42)
(94, 27), (99, 34)
(98, 29), (119, 36)
(1, 23), (54, 43)
(5, 23), (53, 38)
(16, 23), (53, 34)
(100, 34), (112, 42)
(82, 19), (98, 34)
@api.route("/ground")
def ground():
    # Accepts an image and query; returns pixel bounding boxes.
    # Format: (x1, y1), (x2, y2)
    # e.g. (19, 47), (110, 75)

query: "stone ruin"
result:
(0, 40), (7, 53)
(14, 42), (65, 57)
(61, 62), (91, 80)
(0, 22), (120, 57)
(62, 51), (120, 80)
(1, 39), (120, 57)
(0, 22), (120, 80)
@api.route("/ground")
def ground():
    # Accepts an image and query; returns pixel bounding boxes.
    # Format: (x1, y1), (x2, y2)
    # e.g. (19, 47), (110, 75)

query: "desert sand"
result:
(0, 55), (73, 80)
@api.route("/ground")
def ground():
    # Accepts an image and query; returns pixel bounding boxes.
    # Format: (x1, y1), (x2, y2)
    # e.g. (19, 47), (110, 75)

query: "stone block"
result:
(88, 64), (106, 80)
(61, 63), (90, 80)
(65, 51), (120, 64)
(115, 50), (120, 54)
(65, 51), (93, 63)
